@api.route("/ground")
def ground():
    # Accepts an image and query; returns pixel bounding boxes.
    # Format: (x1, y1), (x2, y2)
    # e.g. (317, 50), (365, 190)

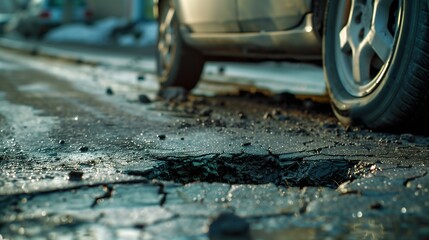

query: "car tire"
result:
(156, 0), (205, 91)
(323, 0), (429, 132)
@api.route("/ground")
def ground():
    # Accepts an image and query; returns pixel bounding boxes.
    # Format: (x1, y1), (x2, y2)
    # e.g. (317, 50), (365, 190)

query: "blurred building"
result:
(86, 0), (154, 21)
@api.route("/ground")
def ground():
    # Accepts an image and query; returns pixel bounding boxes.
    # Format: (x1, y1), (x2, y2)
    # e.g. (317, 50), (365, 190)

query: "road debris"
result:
(106, 87), (114, 95)
(68, 171), (84, 181)
(138, 94), (151, 104)
(208, 212), (251, 240)
(79, 146), (89, 152)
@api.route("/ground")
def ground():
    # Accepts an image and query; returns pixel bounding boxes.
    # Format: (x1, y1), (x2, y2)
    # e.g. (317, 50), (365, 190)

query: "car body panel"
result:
(181, 14), (321, 60)
(174, 0), (239, 33)
(173, 0), (313, 33)
(237, 0), (312, 32)
(156, 0), (322, 60)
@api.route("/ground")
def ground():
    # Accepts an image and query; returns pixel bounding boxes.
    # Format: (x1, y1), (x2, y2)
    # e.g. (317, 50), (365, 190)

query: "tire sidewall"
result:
(156, 0), (204, 90)
(156, 0), (181, 86)
(324, 0), (420, 126)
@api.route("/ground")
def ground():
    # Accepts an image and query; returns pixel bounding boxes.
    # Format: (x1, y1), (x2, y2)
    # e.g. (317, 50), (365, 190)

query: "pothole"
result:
(139, 153), (368, 188)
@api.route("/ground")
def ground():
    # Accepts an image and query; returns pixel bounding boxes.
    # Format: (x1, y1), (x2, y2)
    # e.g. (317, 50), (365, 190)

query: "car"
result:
(6, 0), (92, 38)
(0, 0), (16, 35)
(153, 0), (429, 132)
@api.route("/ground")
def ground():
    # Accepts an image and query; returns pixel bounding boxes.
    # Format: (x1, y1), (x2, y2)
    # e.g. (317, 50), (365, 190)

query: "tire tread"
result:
(384, 1), (429, 132)
(360, 1), (429, 133)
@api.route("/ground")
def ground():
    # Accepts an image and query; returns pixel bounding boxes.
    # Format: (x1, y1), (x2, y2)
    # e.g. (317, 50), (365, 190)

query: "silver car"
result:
(6, 0), (92, 38)
(154, 0), (429, 132)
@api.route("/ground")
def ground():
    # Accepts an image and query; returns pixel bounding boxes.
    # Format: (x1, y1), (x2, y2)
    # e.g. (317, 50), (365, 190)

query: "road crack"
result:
(91, 185), (114, 208)
(153, 181), (168, 207)
(0, 178), (149, 198)
(404, 171), (428, 187)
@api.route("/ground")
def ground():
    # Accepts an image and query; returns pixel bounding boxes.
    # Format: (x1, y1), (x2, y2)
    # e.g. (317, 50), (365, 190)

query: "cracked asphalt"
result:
(1, 45), (429, 240)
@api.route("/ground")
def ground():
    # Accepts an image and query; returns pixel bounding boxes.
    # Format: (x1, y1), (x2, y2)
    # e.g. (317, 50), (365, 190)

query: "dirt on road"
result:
(0, 48), (428, 240)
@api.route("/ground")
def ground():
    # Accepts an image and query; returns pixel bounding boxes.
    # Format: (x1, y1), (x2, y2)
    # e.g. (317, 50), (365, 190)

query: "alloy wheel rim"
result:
(334, 0), (402, 97)
(158, 6), (176, 78)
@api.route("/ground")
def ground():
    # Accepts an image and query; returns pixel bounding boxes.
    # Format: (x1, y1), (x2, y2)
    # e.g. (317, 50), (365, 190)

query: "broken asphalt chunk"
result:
(137, 75), (145, 81)
(138, 94), (151, 104)
(199, 108), (213, 117)
(208, 212), (251, 240)
(79, 146), (89, 152)
(68, 171), (84, 181)
(263, 112), (273, 120)
(157, 134), (166, 140)
(106, 87), (114, 95)
(238, 112), (246, 119)
(218, 66), (226, 75)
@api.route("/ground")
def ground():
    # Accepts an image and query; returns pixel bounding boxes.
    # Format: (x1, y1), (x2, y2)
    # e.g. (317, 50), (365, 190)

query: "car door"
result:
(237, 0), (312, 32)
(175, 0), (239, 33)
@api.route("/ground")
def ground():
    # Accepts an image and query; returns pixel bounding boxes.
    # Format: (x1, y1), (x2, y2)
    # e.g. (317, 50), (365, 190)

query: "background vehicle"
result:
(6, 0), (93, 38)
(0, 0), (16, 35)
(155, 0), (429, 132)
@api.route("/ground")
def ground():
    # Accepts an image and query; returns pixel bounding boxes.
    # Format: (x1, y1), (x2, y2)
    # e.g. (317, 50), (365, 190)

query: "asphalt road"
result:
(1, 44), (429, 240)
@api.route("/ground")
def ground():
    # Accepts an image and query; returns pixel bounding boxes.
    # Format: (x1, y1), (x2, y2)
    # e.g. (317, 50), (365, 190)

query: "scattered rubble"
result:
(138, 94), (151, 104)
(68, 171), (84, 181)
(106, 87), (114, 95)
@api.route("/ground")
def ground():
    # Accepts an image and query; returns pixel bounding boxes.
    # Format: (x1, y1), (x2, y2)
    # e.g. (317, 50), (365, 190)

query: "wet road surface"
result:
(1, 46), (429, 240)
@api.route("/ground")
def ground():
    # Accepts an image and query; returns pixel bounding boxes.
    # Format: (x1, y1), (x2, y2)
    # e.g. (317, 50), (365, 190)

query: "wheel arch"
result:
(312, 0), (328, 37)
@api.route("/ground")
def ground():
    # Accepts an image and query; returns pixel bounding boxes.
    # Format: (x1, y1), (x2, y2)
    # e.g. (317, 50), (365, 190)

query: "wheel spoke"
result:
(353, 40), (373, 82)
(158, 7), (176, 74)
(370, 0), (394, 62)
(338, 0), (366, 54)
(165, 31), (173, 47)
(367, 29), (393, 62)
(159, 42), (168, 55)
(160, 8), (175, 34)
(333, 0), (399, 96)
(339, 26), (352, 53)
